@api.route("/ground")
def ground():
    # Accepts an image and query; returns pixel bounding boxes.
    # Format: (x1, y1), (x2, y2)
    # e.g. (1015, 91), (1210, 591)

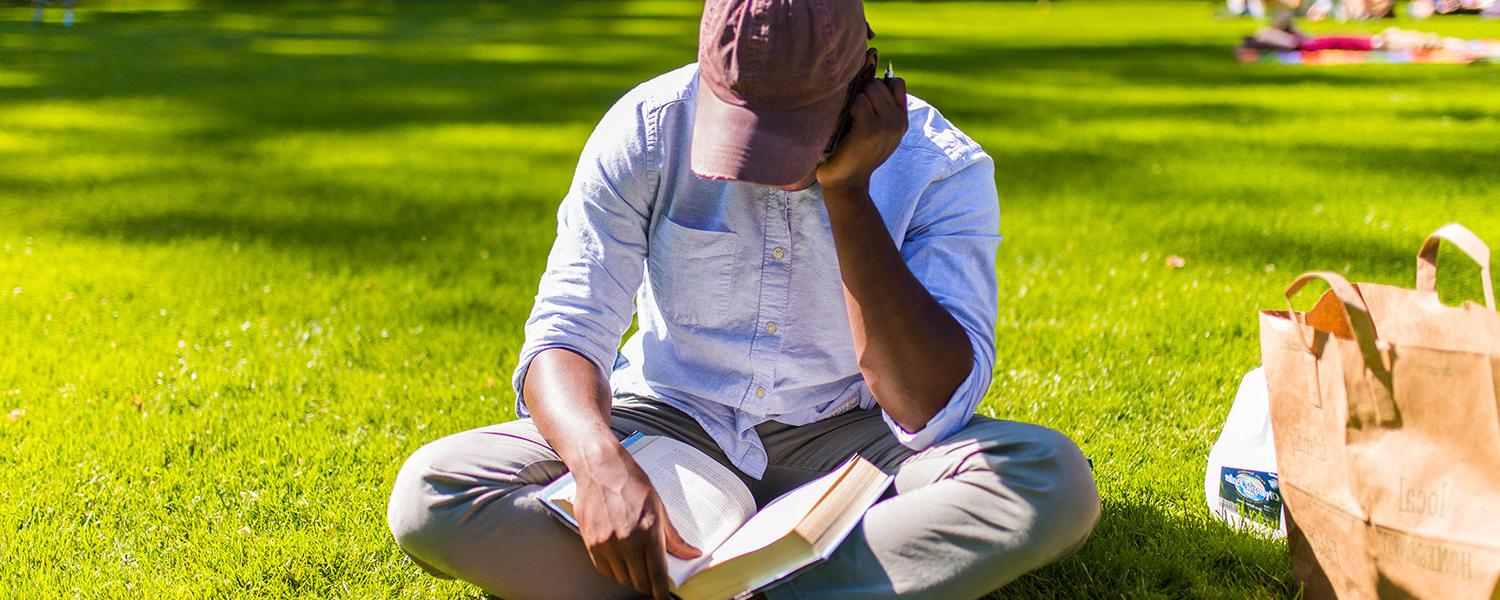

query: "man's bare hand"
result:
(816, 66), (908, 195)
(573, 445), (701, 599)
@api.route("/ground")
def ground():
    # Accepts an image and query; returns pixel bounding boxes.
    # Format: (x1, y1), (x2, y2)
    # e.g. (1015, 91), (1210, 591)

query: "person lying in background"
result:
(1242, 14), (1495, 54)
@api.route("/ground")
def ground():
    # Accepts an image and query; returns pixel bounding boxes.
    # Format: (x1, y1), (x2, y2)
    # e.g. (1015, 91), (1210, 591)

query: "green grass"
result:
(2, 0), (1497, 597)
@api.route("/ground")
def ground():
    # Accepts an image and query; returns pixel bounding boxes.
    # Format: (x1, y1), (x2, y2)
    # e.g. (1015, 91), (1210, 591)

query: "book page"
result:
(674, 459), (891, 600)
(703, 462), (846, 566)
(625, 437), (757, 584)
(545, 479), (578, 523)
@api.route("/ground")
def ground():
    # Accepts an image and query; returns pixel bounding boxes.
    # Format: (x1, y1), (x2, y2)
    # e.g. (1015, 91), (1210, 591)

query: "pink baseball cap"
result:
(692, 0), (869, 187)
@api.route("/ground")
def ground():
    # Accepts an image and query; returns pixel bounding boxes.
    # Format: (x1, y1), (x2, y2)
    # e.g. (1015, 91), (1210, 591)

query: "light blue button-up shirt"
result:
(512, 64), (1001, 478)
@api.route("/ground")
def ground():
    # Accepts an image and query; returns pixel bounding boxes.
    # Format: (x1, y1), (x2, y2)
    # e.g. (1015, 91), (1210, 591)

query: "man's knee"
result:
(387, 424), (564, 582)
(386, 430), (629, 599)
(387, 438), (462, 577)
(1022, 425), (1100, 557)
(953, 420), (1101, 559)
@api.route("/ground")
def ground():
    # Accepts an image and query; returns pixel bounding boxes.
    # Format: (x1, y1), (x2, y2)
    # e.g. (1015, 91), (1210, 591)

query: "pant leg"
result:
(385, 399), (728, 600)
(757, 410), (1101, 600)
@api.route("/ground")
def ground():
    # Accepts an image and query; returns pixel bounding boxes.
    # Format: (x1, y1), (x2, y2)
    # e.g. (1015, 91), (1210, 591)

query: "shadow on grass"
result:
(0, 3), (699, 128)
(1001, 498), (1294, 598)
(5, 4), (1486, 250)
(1266, 140), (1499, 185)
(1, 2), (701, 272)
(1168, 221), (1413, 273)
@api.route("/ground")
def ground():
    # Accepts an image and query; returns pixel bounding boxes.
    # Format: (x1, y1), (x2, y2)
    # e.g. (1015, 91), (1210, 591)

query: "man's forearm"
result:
(523, 348), (631, 478)
(522, 348), (698, 597)
(823, 184), (972, 432)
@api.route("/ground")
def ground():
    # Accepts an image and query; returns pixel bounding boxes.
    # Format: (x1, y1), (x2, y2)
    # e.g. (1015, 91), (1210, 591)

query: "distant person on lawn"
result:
(386, 0), (1100, 598)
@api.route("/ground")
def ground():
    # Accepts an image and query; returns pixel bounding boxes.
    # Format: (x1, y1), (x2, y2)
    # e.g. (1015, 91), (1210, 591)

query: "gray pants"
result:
(387, 399), (1100, 599)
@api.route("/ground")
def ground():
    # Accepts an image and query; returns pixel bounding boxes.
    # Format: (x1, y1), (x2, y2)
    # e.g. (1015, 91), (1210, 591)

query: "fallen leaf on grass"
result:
(237, 526), (252, 536)
(1165, 255), (1186, 269)
(4, 408), (22, 422)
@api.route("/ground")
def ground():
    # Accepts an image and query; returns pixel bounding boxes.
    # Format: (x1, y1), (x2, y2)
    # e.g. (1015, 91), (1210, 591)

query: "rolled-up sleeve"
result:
(510, 93), (660, 416)
(879, 155), (1002, 449)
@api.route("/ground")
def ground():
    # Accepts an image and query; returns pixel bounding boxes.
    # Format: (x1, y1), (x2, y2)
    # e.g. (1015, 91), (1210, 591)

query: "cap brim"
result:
(690, 82), (844, 188)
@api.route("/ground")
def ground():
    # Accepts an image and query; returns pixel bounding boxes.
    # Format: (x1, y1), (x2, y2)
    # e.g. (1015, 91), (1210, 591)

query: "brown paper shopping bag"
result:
(1260, 224), (1500, 599)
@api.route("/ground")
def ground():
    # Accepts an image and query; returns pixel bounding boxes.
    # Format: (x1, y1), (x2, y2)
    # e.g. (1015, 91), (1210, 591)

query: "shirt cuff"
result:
(878, 345), (988, 451)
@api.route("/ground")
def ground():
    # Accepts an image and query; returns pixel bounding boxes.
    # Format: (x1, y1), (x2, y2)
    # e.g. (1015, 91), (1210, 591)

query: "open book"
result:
(539, 433), (892, 600)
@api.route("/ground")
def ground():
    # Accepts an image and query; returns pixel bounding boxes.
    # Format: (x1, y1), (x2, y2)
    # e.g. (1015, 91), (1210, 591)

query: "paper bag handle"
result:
(1284, 271), (1389, 378)
(1416, 223), (1496, 311)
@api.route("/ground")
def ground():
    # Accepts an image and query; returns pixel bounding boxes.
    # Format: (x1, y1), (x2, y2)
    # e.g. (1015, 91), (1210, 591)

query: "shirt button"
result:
(764, 321), (777, 334)
(771, 247), (786, 260)
(755, 386), (766, 398)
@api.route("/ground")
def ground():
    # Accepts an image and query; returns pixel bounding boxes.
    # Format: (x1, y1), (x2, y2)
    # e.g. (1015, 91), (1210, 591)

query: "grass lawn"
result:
(2, 0), (1497, 596)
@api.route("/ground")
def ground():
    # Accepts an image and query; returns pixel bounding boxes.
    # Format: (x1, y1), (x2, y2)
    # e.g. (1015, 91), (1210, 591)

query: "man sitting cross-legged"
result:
(387, 1), (1100, 598)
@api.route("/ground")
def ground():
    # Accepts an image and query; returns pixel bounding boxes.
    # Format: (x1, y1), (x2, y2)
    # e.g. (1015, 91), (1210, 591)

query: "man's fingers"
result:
(850, 93), (876, 127)
(860, 79), (893, 117)
(647, 537), (673, 600)
(600, 549), (631, 591)
(877, 78), (904, 119)
(623, 547), (653, 595)
(583, 541), (614, 580)
(891, 77), (908, 117)
(610, 554), (634, 592)
(663, 517), (702, 559)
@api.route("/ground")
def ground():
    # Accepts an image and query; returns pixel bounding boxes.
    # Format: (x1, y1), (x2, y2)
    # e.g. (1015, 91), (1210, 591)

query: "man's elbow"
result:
(892, 409), (935, 434)
(880, 373), (968, 434)
(861, 341), (975, 429)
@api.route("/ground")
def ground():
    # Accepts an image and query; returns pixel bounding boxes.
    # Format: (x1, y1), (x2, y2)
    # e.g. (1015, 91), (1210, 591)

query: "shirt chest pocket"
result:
(647, 217), (739, 330)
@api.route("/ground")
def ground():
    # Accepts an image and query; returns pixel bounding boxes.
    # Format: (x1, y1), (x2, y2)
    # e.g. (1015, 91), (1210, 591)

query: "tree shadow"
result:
(7, 3), (1491, 269)
(0, 2), (699, 129)
(0, 2), (702, 271)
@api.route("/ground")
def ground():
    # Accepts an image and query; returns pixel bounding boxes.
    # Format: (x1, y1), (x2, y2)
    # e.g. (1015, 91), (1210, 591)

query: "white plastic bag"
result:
(1203, 367), (1285, 537)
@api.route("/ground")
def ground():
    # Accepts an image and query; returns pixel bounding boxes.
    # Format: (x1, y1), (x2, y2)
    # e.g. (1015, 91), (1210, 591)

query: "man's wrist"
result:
(562, 435), (630, 480)
(819, 179), (872, 209)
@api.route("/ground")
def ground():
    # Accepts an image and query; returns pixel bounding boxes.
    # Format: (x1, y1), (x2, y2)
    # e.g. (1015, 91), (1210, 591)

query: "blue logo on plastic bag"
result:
(1219, 467), (1282, 529)
(1225, 472), (1276, 503)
